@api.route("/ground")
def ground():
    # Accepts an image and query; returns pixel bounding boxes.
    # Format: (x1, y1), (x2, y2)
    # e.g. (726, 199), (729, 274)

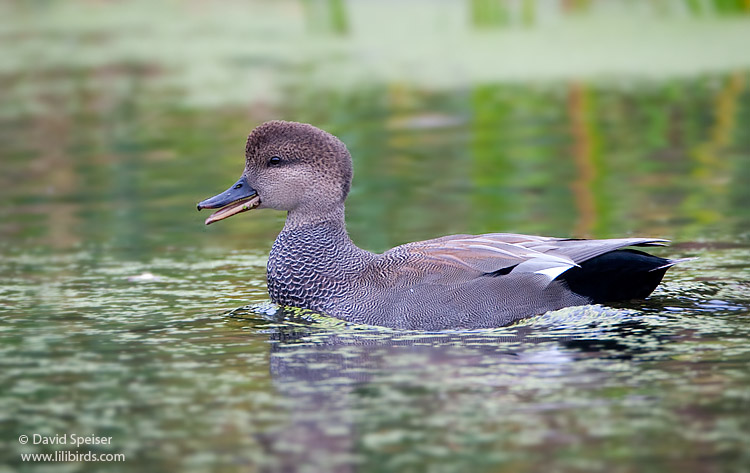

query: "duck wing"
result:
(388, 233), (669, 282)
(510, 234), (668, 263)
(398, 234), (568, 269)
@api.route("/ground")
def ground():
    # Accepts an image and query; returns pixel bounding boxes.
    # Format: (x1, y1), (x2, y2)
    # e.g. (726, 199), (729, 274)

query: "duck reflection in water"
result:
(237, 306), (671, 473)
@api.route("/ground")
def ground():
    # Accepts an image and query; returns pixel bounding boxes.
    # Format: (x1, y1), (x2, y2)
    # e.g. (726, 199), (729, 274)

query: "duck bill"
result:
(197, 177), (260, 225)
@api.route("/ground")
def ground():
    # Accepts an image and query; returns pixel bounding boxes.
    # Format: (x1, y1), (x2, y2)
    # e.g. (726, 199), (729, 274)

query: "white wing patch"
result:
(534, 265), (574, 280)
(511, 258), (577, 285)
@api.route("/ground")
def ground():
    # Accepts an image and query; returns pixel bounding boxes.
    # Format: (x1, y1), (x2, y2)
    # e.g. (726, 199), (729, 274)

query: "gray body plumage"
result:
(199, 121), (686, 331)
(266, 218), (671, 330)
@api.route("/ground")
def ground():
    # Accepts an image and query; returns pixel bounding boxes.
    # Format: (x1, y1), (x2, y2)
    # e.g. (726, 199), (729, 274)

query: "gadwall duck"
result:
(198, 121), (686, 330)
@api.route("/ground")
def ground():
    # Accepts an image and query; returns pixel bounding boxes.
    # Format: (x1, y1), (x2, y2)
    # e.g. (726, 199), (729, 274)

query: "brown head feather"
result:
(244, 121), (352, 211)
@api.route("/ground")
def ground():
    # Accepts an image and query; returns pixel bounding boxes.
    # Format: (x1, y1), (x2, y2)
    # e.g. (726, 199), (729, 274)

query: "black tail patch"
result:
(556, 249), (675, 304)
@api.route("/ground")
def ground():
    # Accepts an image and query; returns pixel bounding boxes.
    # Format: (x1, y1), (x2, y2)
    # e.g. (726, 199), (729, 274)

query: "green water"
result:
(2, 1), (750, 472)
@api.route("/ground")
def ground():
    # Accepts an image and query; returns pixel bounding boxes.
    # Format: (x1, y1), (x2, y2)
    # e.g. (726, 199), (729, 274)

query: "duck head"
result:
(197, 121), (353, 225)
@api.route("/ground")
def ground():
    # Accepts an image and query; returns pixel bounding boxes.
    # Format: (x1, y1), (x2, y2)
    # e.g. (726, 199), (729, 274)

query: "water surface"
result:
(1, 2), (750, 472)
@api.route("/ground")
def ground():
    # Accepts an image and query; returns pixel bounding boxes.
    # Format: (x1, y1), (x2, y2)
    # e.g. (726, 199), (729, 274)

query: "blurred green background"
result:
(3, 0), (750, 255)
(2, 1), (750, 473)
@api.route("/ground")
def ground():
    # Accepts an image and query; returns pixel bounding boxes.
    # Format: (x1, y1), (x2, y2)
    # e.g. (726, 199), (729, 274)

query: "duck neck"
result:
(282, 203), (347, 235)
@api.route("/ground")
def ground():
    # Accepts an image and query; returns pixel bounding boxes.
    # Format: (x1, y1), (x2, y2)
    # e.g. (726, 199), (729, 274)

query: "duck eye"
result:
(268, 156), (281, 166)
